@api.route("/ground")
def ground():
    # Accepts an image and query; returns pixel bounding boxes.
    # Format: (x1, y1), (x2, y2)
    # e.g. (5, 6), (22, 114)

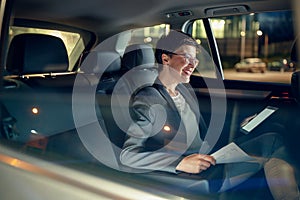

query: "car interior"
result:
(0, 0), (300, 199)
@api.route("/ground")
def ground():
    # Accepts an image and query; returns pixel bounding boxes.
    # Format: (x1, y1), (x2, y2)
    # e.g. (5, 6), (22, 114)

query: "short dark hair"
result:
(155, 30), (199, 64)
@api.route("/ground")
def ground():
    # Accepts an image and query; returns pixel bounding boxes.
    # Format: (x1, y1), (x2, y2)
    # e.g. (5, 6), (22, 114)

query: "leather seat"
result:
(116, 44), (158, 95)
(6, 33), (69, 75)
(83, 43), (212, 193)
(80, 50), (122, 93)
(121, 43), (156, 71)
(108, 44), (158, 147)
(3, 34), (75, 142)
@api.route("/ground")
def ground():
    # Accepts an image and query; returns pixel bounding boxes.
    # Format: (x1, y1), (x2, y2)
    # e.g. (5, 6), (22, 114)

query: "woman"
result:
(120, 30), (299, 199)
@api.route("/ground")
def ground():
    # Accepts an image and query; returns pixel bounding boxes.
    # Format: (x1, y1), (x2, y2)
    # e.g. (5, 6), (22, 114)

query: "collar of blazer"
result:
(152, 78), (201, 121)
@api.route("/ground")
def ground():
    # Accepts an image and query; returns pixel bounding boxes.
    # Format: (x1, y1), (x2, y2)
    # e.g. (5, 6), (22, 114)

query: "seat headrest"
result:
(80, 51), (121, 74)
(6, 34), (69, 75)
(122, 44), (155, 71)
(291, 71), (300, 102)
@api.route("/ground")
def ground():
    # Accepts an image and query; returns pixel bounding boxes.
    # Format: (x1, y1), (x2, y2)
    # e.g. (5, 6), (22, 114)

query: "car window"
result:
(205, 10), (295, 84)
(114, 24), (170, 56)
(8, 26), (85, 71)
(189, 20), (218, 79)
(129, 24), (170, 47)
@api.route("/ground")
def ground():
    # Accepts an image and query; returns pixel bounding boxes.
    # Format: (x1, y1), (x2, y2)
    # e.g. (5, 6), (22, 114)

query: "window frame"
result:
(184, 18), (224, 80)
(187, 10), (296, 85)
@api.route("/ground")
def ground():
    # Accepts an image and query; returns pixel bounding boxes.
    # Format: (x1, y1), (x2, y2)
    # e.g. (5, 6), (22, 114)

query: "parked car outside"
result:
(235, 58), (267, 73)
(268, 59), (296, 72)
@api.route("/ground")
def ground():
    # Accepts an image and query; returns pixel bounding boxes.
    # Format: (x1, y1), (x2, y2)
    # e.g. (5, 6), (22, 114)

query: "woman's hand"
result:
(176, 154), (216, 174)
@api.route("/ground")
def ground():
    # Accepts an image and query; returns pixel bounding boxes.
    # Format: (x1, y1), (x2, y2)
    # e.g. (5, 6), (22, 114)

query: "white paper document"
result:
(210, 142), (254, 164)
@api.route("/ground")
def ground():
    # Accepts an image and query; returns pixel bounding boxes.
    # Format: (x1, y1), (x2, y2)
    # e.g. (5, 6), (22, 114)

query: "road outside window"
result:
(193, 11), (296, 84)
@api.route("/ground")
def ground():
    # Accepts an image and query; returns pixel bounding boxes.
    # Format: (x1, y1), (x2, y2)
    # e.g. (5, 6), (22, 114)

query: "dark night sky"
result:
(257, 11), (294, 43)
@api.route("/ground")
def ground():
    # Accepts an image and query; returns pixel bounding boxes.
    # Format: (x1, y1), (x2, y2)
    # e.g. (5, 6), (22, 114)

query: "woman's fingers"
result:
(176, 154), (216, 173)
(197, 154), (216, 165)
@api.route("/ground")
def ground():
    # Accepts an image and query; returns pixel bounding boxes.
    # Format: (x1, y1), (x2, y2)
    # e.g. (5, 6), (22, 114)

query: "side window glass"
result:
(191, 20), (218, 79)
(126, 24), (170, 49)
(209, 11), (295, 84)
(8, 26), (85, 71)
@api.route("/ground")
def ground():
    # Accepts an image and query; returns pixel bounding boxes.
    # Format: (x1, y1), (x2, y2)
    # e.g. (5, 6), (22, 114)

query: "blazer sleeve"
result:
(119, 87), (183, 174)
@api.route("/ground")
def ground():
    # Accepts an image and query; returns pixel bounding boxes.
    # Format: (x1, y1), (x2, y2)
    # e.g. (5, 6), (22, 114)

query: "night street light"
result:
(257, 30), (263, 36)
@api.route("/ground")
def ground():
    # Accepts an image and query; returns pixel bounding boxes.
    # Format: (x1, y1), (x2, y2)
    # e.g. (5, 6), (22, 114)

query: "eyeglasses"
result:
(172, 53), (199, 66)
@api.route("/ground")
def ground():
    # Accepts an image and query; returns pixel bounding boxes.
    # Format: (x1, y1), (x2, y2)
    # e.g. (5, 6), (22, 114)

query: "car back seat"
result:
(117, 44), (158, 93)
(3, 33), (78, 142)
(2, 33), (107, 162)
(79, 50), (122, 93)
(101, 44), (157, 149)
(6, 33), (69, 75)
(96, 43), (212, 193)
(122, 43), (156, 71)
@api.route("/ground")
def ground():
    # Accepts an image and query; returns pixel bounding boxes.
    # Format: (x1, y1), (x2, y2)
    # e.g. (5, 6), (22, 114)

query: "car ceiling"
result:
(11, 0), (293, 35)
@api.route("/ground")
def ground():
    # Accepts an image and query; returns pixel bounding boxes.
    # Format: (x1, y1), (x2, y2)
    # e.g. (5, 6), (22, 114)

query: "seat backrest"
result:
(2, 34), (77, 141)
(121, 43), (156, 71)
(118, 43), (158, 95)
(101, 44), (157, 149)
(6, 33), (69, 75)
(80, 50), (122, 93)
(80, 51), (121, 75)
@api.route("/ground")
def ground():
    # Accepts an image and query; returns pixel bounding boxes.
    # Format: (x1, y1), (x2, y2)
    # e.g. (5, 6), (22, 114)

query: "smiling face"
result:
(162, 44), (198, 83)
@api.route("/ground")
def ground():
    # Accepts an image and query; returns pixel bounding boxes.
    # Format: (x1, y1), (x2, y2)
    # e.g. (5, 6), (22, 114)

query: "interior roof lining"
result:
(11, 0), (293, 34)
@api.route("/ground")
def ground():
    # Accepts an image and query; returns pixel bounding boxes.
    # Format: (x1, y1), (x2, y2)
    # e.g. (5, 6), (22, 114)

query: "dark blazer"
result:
(120, 79), (207, 173)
